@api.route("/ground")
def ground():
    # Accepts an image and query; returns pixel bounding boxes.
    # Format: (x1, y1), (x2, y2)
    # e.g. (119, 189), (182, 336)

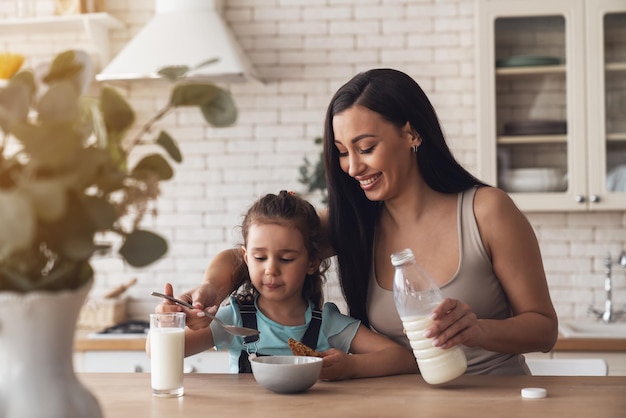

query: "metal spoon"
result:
(151, 291), (260, 338)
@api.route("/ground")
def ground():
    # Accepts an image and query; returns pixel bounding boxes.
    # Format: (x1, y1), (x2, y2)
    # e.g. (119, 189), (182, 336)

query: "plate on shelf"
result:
(499, 167), (567, 193)
(496, 55), (560, 68)
(503, 120), (567, 135)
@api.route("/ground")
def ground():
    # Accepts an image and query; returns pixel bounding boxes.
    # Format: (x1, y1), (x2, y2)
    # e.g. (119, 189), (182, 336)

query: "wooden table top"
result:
(74, 332), (626, 352)
(79, 373), (626, 417)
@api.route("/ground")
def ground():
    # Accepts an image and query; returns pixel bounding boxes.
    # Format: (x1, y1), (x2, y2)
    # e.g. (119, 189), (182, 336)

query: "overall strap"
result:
(300, 309), (322, 349)
(240, 302), (259, 346)
(238, 301), (258, 374)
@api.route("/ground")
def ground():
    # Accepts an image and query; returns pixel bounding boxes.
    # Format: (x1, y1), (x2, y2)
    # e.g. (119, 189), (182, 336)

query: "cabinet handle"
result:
(575, 195), (585, 203)
(133, 365), (143, 373)
(184, 366), (196, 374)
(590, 195), (600, 203)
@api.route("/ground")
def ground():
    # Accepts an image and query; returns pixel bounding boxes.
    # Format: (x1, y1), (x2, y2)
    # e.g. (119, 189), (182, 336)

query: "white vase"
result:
(0, 279), (103, 418)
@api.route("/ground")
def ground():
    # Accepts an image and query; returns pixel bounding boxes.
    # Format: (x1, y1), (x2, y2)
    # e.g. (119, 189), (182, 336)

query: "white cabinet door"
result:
(553, 351), (626, 376)
(585, 1), (626, 210)
(78, 350), (231, 373)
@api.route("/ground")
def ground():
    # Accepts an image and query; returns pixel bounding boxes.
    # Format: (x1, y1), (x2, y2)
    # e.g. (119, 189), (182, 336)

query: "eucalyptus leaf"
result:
(100, 86), (135, 133)
(156, 131), (182, 163)
(0, 81), (31, 132)
(60, 233), (101, 261)
(9, 70), (36, 96)
(105, 130), (128, 170)
(18, 177), (68, 222)
(42, 50), (83, 85)
(82, 195), (117, 231)
(68, 147), (110, 190)
(11, 122), (82, 170)
(170, 83), (220, 107)
(200, 88), (238, 127)
(37, 80), (80, 124)
(40, 192), (98, 262)
(192, 57), (219, 70)
(132, 154), (174, 180)
(86, 97), (107, 148)
(157, 65), (190, 81)
(74, 97), (97, 142)
(0, 189), (35, 258)
(119, 230), (168, 267)
(93, 165), (126, 194)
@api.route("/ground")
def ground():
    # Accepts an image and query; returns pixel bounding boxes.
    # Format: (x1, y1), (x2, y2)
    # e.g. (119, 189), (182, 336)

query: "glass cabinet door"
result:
(587, 1), (626, 209)
(494, 15), (569, 196)
(477, 0), (587, 211)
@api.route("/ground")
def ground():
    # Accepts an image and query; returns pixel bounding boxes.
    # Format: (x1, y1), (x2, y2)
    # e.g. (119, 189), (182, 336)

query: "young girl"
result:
(147, 191), (417, 381)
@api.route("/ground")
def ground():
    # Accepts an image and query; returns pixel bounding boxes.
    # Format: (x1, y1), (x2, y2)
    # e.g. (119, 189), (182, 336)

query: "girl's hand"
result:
(177, 283), (218, 330)
(427, 298), (483, 349)
(155, 283), (182, 314)
(318, 349), (355, 381)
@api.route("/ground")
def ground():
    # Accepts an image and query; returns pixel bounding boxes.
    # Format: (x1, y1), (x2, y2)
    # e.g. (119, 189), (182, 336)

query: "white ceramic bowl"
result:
(250, 355), (323, 394)
(499, 168), (567, 193)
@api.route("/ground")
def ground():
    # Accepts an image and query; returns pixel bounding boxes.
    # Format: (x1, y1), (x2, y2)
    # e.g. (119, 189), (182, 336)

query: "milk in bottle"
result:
(391, 248), (467, 384)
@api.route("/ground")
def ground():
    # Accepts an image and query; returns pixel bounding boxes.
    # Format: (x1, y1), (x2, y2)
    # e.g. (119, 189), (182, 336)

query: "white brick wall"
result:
(2, 0), (625, 324)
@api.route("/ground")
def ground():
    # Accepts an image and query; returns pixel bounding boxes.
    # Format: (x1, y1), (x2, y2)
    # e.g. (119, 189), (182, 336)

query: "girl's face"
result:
(332, 105), (420, 201)
(242, 222), (317, 304)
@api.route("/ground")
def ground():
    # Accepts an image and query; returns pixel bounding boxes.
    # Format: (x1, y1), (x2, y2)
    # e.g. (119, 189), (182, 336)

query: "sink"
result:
(559, 321), (626, 339)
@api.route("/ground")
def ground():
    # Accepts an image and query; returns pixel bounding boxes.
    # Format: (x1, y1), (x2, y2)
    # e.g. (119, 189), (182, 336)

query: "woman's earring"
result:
(412, 145), (419, 153)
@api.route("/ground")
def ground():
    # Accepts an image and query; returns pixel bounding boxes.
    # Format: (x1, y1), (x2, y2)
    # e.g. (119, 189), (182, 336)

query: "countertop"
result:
(79, 373), (626, 417)
(73, 332), (626, 352)
(74, 331), (147, 351)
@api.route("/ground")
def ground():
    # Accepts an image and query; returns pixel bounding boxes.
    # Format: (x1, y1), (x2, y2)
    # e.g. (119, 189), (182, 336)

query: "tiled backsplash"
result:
(1, 0), (624, 324)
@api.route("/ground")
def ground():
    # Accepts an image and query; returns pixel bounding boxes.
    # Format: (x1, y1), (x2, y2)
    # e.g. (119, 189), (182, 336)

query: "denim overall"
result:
(237, 302), (322, 373)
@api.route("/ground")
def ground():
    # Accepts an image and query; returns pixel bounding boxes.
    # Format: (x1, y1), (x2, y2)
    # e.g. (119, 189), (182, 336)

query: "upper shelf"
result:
(496, 64), (566, 76)
(0, 13), (122, 33)
(0, 13), (124, 64)
(496, 61), (626, 76)
(606, 62), (626, 72)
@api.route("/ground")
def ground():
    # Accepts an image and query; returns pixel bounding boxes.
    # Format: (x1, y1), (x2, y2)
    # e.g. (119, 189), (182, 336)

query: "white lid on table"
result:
(521, 387), (547, 399)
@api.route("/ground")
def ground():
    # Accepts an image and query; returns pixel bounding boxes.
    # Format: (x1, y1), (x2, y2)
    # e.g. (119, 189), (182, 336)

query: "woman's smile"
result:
(357, 173), (382, 190)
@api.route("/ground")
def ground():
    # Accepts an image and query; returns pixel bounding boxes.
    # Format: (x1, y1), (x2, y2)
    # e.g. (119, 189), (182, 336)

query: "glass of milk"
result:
(149, 312), (186, 397)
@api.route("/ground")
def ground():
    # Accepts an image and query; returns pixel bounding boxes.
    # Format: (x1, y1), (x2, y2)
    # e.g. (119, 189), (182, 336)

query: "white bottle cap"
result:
(521, 387), (547, 399)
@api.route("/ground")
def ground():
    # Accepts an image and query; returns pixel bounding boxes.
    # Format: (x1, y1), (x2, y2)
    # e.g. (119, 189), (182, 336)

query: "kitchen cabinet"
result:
(525, 351), (626, 376)
(74, 348), (231, 374)
(553, 351), (626, 376)
(0, 12), (122, 69)
(476, 0), (626, 211)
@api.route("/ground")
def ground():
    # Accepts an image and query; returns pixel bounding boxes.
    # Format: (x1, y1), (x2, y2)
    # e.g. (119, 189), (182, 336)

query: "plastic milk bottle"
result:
(391, 248), (467, 384)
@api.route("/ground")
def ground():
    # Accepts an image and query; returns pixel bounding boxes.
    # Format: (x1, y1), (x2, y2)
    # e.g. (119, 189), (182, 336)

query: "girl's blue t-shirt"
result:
(210, 296), (360, 373)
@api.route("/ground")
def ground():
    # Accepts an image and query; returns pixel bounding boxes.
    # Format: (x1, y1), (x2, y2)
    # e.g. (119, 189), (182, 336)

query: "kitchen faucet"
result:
(588, 251), (626, 323)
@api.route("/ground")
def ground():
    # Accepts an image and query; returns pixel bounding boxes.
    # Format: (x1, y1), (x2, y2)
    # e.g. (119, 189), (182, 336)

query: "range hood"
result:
(96, 0), (260, 83)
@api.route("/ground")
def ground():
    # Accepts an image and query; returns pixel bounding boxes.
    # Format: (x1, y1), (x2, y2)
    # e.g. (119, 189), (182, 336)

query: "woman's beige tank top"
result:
(367, 187), (530, 375)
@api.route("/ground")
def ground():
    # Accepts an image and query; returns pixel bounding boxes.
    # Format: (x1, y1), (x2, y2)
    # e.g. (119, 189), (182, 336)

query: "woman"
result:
(180, 68), (558, 375)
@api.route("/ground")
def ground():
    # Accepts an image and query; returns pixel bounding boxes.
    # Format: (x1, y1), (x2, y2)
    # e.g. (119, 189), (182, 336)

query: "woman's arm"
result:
(430, 187), (558, 354)
(177, 248), (245, 330)
(319, 325), (418, 381)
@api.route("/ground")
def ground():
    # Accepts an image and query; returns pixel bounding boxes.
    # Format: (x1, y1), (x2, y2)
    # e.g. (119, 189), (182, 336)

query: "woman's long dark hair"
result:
(323, 68), (486, 326)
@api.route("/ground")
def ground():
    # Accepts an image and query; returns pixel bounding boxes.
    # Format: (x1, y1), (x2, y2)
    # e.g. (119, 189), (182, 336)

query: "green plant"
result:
(298, 137), (327, 204)
(0, 50), (237, 292)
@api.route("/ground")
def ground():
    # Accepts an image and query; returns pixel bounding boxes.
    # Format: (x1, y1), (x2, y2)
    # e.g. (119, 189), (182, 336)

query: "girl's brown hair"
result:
(233, 191), (328, 309)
